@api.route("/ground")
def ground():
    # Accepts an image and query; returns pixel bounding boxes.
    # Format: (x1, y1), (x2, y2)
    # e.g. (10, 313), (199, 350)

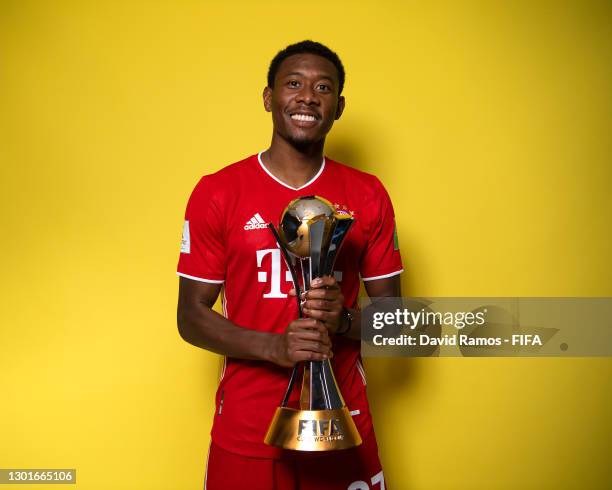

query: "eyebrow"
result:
(283, 71), (335, 83)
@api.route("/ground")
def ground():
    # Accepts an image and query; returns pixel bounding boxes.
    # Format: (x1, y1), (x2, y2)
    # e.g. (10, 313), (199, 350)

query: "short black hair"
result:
(267, 40), (345, 95)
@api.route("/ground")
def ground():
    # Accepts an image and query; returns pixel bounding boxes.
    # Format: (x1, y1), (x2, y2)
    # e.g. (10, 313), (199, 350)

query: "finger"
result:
(292, 343), (334, 358)
(303, 299), (335, 312)
(292, 318), (327, 331)
(310, 276), (339, 289)
(292, 350), (331, 362)
(291, 339), (332, 354)
(302, 308), (329, 322)
(305, 288), (342, 301)
(289, 338), (332, 356)
(304, 309), (341, 329)
(291, 330), (331, 346)
(291, 327), (330, 340)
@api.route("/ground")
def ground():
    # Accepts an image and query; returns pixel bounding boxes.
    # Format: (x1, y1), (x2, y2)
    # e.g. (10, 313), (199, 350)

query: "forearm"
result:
(177, 302), (279, 362)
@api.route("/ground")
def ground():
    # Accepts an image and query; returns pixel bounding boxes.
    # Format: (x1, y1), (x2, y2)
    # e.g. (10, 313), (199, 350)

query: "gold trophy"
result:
(264, 195), (362, 451)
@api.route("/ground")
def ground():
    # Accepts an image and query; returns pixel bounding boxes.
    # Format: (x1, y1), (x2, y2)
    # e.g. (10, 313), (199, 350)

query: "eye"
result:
(288, 80), (300, 88)
(317, 84), (330, 91)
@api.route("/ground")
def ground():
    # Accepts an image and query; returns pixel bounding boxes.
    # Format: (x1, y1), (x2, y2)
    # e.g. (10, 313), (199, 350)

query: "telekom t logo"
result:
(256, 248), (343, 298)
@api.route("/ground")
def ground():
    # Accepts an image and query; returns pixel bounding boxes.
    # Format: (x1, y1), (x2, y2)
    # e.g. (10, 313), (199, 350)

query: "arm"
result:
(300, 274), (402, 341)
(177, 276), (332, 367)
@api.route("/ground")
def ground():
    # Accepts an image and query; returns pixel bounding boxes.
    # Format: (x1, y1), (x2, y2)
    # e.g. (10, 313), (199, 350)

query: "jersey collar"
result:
(257, 150), (326, 191)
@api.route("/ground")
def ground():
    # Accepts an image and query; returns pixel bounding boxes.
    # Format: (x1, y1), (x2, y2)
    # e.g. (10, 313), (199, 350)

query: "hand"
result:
(290, 275), (344, 334)
(271, 318), (332, 368)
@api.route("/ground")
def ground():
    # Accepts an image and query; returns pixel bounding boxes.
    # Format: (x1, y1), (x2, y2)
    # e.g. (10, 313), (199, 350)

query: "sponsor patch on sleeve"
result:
(180, 220), (191, 254)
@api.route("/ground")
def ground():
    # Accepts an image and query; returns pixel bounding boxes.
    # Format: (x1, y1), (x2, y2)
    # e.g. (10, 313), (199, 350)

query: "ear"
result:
(334, 95), (345, 120)
(263, 86), (272, 112)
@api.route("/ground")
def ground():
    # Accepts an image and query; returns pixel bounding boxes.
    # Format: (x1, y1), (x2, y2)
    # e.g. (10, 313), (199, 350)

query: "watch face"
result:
(338, 307), (352, 335)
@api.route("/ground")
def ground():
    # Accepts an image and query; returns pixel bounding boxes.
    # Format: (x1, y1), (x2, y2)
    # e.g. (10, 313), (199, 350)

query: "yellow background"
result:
(1, 1), (611, 489)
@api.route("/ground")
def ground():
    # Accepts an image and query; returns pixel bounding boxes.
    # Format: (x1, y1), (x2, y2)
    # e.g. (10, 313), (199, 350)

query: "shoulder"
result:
(189, 154), (258, 199)
(325, 157), (389, 198)
(197, 154), (258, 187)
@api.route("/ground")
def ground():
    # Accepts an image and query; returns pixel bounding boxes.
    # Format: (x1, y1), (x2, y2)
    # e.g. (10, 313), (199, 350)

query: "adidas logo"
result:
(244, 213), (268, 231)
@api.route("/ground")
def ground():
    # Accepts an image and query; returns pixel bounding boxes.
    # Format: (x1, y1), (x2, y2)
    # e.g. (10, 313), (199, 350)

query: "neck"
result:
(262, 134), (325, 189)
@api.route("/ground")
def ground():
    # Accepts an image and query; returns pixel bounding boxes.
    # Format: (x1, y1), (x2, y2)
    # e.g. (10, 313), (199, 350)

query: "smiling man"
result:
(177, 40), (402, 490)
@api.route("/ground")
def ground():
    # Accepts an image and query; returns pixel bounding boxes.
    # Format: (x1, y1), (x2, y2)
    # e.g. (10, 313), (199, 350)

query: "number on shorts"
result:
(348, 470), (385, 490)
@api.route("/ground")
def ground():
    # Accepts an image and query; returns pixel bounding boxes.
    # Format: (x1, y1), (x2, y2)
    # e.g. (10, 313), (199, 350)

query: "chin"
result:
(286, 133), (321, 149)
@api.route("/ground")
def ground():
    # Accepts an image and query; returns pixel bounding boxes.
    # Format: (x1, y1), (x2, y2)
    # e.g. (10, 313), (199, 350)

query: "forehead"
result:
(275, 53), (339, 82)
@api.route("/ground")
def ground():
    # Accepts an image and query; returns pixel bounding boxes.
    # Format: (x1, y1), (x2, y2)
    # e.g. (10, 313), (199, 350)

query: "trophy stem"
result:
(280, 364), (299, 407)
(300, 259), (311, 292)
(303, 359), (345, 410)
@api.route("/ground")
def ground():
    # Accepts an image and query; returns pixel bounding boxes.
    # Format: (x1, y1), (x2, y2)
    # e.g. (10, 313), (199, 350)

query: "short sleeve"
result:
(360, 178), (403, 281)
(176, 176), (226, 283)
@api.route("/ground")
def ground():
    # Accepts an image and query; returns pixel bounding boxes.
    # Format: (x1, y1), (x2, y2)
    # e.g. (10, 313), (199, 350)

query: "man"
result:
(177, 40), (402, 490)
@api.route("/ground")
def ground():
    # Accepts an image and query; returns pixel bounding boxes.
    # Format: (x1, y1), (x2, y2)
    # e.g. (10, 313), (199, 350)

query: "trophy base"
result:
(264, 407), (362, 451)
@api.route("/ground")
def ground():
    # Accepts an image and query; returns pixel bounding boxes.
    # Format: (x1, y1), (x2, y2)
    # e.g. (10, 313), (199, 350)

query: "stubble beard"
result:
(286, 132), (319, 151)
(281, 119), (328, 152)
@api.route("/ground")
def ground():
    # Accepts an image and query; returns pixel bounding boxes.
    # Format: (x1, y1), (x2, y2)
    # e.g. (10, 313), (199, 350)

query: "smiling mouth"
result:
(290, 113), (318, 122)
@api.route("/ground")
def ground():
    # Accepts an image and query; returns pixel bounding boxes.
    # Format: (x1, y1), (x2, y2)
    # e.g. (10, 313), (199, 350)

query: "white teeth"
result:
(291, 114), (316, 121)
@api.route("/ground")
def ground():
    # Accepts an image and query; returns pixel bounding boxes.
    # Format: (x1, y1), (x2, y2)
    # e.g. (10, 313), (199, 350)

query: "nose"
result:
(296, 83), (320, 105)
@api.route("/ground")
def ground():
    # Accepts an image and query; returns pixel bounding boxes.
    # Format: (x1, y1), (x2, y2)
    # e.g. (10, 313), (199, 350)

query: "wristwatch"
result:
(337, 307), (353, 336)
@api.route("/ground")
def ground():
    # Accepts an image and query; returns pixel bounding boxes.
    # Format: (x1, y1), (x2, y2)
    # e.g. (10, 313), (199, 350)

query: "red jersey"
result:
(177, 152), (403, 458)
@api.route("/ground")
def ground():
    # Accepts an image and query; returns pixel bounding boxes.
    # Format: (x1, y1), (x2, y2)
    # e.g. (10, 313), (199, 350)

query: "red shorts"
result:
(204, 432), (386, 490)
